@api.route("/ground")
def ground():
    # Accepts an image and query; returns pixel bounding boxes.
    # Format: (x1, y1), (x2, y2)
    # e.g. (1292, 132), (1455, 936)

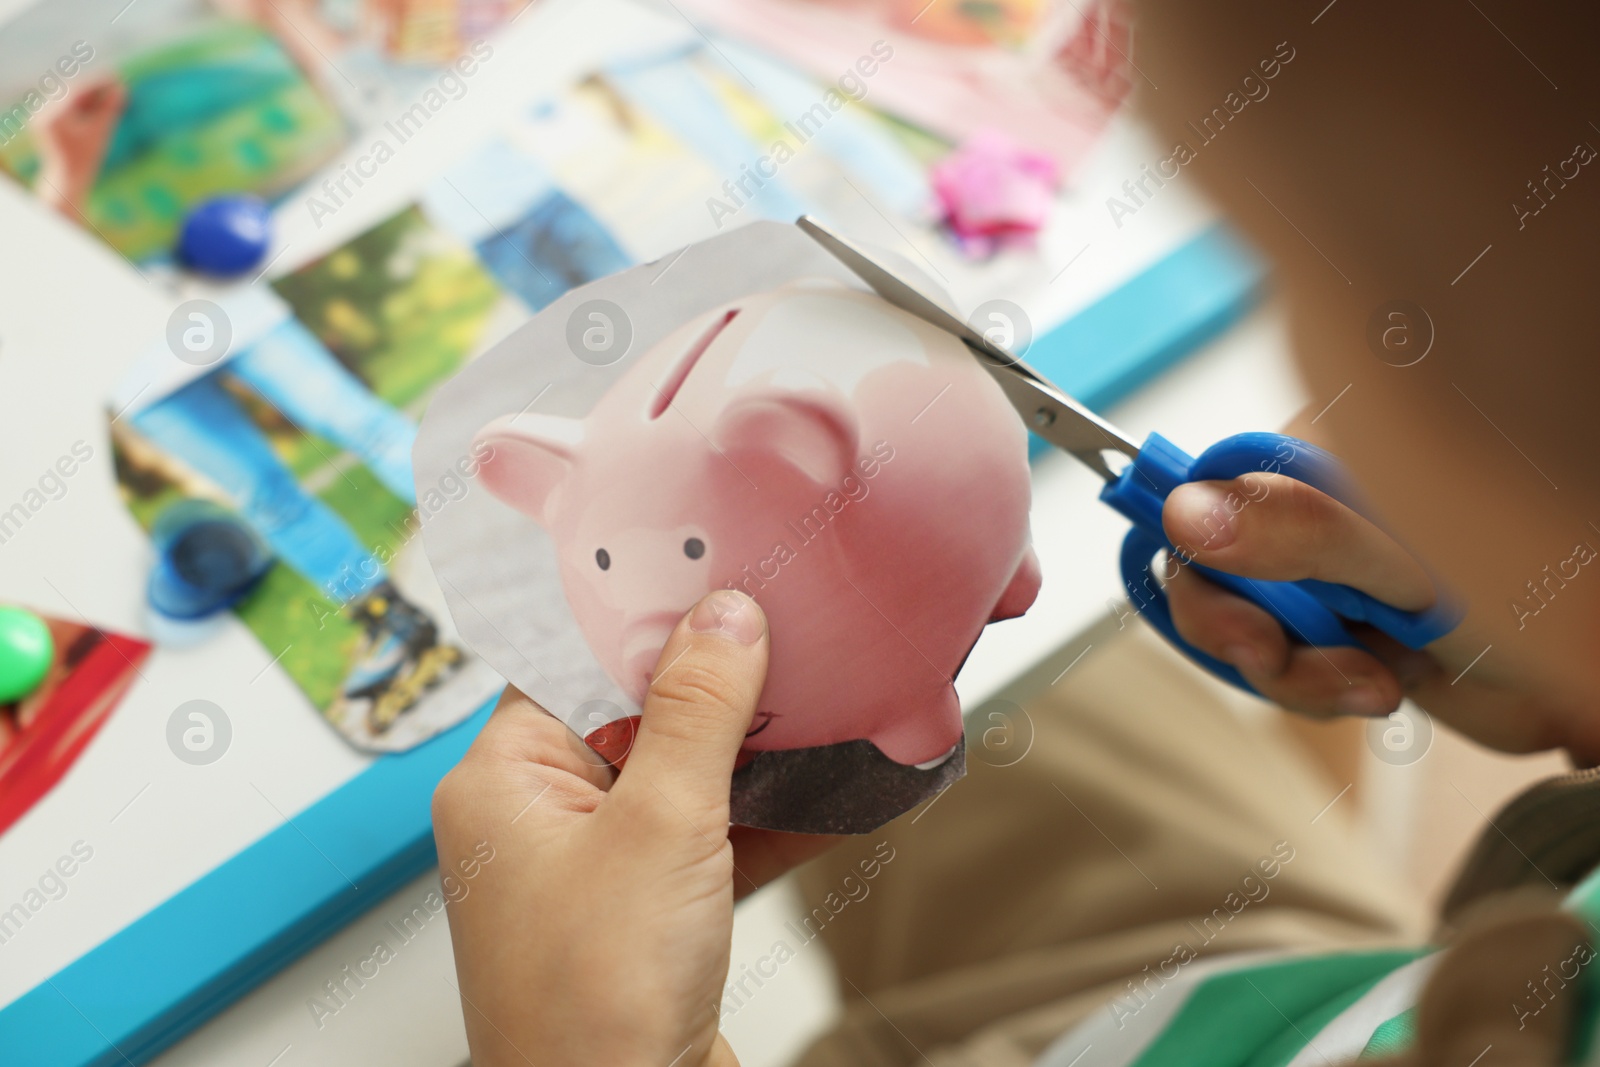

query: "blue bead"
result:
(176, 195), (272, 277)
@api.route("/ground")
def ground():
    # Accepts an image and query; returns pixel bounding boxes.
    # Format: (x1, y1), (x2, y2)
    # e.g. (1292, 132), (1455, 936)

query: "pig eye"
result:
(595, 548), (611, 571)
(683, 538), (705, 560)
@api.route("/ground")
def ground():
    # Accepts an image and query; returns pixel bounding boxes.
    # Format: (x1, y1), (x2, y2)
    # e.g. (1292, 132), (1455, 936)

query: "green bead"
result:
(0, 607), (53, 704)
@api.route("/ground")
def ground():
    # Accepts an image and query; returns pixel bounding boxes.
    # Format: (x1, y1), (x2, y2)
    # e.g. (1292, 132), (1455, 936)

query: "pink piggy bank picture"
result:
(418, 223), (1039, 833)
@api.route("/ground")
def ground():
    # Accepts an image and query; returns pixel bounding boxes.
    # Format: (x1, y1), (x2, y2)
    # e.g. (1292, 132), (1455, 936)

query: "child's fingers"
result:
(433, 696), (613, 850)
(1165, 565), (1404, 718)
(609, 591), (769, 837)
(1239, 644), (1406, 720)
(1163, 474), (1436, 612)
(461, 684), (618, 794)
(1159, 471), (1437, 718)
(1165, 563), (1292, 678)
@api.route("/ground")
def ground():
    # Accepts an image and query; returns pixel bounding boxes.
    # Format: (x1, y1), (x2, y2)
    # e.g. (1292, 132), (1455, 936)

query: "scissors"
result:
(798, 216), (1461, 694)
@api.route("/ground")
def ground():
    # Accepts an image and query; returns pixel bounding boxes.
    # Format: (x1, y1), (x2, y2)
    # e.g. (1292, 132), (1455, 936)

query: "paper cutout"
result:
(0, 0), (533, 263)
(673, 0), (1134, 171)
(417, 221), (1039, 833)
(0, 608), (150, 838)
(932, 129), (1061, 255)
(0, 12), (345, 262)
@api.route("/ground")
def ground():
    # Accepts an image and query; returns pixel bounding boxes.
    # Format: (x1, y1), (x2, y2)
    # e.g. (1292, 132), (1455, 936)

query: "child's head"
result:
(1138, 2), (1600, 720)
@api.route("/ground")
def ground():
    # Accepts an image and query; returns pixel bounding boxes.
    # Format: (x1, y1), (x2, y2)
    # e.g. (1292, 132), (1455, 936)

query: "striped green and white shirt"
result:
(1036, 866), (1600, 1067)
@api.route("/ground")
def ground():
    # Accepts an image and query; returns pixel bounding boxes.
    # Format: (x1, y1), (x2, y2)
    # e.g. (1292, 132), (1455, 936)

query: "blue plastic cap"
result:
(175, 195), (272, 277)
(146, 500), (273, 621)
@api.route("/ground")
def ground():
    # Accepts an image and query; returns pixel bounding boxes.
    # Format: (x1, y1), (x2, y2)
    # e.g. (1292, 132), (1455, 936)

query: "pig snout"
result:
(570, 524), (714, 699)
(618, 610), (681, 700)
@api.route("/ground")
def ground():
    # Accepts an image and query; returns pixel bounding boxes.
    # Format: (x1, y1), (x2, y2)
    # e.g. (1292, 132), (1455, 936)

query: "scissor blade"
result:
(797, 215), (1140, 482)
(797, 216), (997, 355)
(981, 361), (1140, 482)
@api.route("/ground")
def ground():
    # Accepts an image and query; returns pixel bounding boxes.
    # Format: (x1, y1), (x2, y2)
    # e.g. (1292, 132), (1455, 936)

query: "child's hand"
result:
(1160, 473), (1591, 760)
(432, 590), (835, 1067)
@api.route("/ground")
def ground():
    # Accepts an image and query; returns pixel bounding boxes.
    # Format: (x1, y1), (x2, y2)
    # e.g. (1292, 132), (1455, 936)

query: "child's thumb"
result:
(610, 590), (769, 829)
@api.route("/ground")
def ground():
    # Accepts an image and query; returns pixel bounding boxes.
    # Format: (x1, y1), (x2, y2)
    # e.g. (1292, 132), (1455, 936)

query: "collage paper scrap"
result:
(0, 0), (534, 263)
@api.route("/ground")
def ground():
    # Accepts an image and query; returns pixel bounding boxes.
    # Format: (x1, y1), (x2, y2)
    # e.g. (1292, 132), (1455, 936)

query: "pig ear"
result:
(472, 413), (584, 523)
(713, 392), (859, 485)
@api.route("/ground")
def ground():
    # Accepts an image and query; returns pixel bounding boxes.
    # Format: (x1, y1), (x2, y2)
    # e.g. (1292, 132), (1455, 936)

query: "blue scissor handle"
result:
(1100, 431), (1462, 694)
